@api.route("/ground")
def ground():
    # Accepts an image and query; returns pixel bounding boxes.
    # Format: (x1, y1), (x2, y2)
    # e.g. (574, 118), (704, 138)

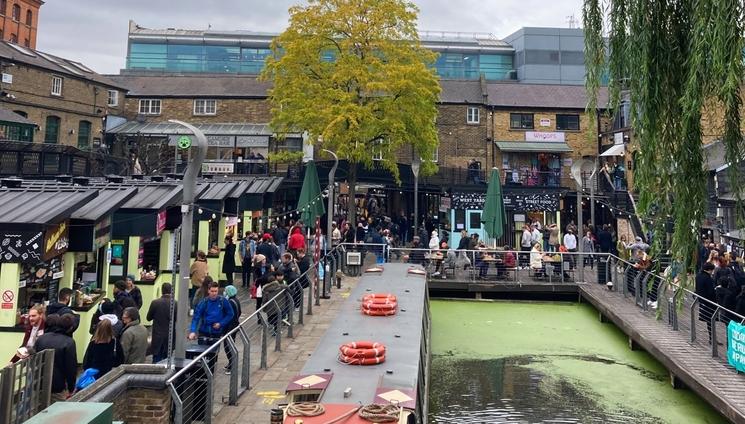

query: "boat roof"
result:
(297, 263), (427, 406)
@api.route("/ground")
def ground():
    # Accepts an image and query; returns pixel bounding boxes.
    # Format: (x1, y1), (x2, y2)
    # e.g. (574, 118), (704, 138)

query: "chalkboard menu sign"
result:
(19, 256), (64, 303)
(0, 230), (44, 263)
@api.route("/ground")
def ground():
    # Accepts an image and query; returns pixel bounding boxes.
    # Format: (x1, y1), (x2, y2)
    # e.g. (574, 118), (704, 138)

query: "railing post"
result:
(298, 281), (304, 325)
(711, 308), (719, 357)
(167, 383), (184, 424)
(306, 276), (313, 315)
(237, 326), (251, 390)
(690, 298), (698, 343)
(284, 290), (294, 339)
(199, 356), (214, 424)
(274, 299), (282, 352)
(225, 336), (239, 405)
(259, 311), (269, 369)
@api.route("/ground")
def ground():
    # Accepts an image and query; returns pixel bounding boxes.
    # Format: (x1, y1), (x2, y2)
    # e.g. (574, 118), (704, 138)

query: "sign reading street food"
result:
(0, 230), (44, 263)
(727, 321), (745, 373)
(43, 221), (69, 261)
(451, 192), (560, 212)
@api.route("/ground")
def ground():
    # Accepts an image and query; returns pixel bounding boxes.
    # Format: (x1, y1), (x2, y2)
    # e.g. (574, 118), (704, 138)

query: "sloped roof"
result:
(72, 187), (138, 221)
(0, 107), (35, 125)
(0, 42), (127, 89)
(439, 80), (486, 104)
(0, 189), (97, 224)
(107, 74), (270, 98)
(487, 83), (609, 109)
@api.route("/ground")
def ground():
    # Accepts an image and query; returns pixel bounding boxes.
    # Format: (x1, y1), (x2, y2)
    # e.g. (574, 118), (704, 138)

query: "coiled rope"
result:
(286, 402), (325, 417)
(358, 404), (401, 423)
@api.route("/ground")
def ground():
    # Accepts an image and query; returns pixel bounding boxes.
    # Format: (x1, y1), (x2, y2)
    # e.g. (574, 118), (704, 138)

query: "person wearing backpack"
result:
(188, 281), (235, 344)
(222, 285), (242, 375)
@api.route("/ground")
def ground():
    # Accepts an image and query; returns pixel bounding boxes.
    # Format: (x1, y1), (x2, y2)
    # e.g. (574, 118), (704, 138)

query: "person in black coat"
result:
(126, 275), (143, 310)
(223, 236), (237, 286)
(113, 280), (136, 319)
(90, 299), (124, 337)
(715, 277), (736, 324)
(695, 263), (717, 342)
(296, 248), (312, 289)
(735, 285), (745, 317)
(46, 287), (80, 336)
(34, 314), (77, 401)
(596, 225), (613, 253)
(147, 283), (175, 364)
(83, 318), (124, 378)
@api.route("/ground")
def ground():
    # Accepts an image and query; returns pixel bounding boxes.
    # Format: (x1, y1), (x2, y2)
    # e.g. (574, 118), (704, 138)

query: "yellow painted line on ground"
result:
(256, 391), (286, 404)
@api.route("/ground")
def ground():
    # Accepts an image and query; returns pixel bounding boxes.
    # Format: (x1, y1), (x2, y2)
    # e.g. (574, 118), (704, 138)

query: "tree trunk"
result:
(347, 161), (357, 228)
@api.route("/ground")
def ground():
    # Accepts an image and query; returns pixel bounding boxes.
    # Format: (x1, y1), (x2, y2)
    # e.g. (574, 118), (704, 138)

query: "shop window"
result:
(194, 99), (217, 115)
(466, 106), (480, 124)
(556, 114), (580, 131)
(11, 3), (19, 21)
(454, 209), (466, 231)
(77, 120), (91, 149)
(510, 113), (534, 129)
(140, 237), (161, 279)
(25, 9), (31, 25)
(44, 115), (60, 143)
(138, 99), (161, 115)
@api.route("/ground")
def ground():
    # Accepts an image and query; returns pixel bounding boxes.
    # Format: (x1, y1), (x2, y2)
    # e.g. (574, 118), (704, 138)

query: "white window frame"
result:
(139, 99), (162, 115)
(51, 76), (63, 96)
(372, 140), (386, 161)
(107, 90), (118, 107)
(193, 99), (217, 116)
(466, 106), (480, 124)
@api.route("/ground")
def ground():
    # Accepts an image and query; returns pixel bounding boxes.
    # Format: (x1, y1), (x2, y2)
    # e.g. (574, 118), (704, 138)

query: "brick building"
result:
(0, 41), (127, 148)
(0, 0), (42, 48)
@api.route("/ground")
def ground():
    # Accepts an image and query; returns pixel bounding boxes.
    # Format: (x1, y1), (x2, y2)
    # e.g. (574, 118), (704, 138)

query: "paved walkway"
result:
(579, 282), (745, 424)
(212, 276), (358, 424)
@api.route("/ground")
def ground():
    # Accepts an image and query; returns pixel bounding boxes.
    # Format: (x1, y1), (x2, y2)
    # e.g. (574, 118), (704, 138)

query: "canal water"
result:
(429, 300), (727, 423)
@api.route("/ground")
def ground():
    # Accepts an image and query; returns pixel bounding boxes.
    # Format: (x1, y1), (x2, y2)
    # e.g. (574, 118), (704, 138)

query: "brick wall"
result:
(437, 104), (489, 169)
(122, 97), (272, 123)
(1, 63), (125, 147)
(0, 0), (42, 48)
(111, 387), (172, 424)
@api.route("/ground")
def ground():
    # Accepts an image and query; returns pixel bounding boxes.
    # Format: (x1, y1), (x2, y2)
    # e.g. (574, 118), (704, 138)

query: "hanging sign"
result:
(43, 222), (69, 261)
(93, 216), (112, 250)
(451, 192), (560, 211)
(156, 210), (167, 236)
(728, 321), (745, 373)
(202, 163), (234, 174)
(539, 118), (551, 127)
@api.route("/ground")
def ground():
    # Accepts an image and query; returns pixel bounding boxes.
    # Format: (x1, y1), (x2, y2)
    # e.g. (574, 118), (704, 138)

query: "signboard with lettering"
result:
(525, 131), (565, 142)
(43, 222), (69, 261)
(168, 135), (236, 147)
(539, 118), (551, 127)
(236, 135), (270, 147)
(202, 162), (235, 174)
(0, 230), (43, 263)
(93, 216), (112, 250)
(727, 321), (745, 373)
(451, 192), (560, 212)
(156, 210), (167, 236)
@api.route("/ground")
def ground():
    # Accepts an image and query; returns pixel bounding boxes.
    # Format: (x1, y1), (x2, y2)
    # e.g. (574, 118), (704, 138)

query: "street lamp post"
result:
(169, 120), (207, 363)
(322, 149), (338, 299)
(411, 156), (421, 239)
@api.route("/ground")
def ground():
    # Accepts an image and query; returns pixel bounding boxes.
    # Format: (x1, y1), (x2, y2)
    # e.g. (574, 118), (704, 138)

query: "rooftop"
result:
(0, 42), (127, 90)
(107, 74), (270, 98)
(0, 188), (97, 225)
(487, 82), (608, 109)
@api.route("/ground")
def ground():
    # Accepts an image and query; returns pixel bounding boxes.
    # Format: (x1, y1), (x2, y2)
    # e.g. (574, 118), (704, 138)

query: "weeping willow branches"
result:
(584, 0), (745, 279)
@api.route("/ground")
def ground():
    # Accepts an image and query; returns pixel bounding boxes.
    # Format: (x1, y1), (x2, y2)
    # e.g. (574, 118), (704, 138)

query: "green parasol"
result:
(481, 168), (507, 239)
(297, 160), (326, 223)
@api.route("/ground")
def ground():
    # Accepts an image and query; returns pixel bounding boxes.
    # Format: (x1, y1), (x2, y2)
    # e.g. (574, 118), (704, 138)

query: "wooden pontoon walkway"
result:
(579, 282), (745, 424)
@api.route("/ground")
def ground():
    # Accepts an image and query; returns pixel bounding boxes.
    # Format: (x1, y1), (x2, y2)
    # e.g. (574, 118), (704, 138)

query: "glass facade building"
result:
(125, 24), (517, 80)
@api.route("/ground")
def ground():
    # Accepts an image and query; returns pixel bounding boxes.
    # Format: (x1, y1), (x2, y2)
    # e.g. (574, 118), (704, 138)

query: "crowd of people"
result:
(695, 240), (745, 340)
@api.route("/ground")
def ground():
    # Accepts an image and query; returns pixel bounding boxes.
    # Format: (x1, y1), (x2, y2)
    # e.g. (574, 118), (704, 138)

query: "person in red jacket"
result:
(288, 226), (306, 255)
(9, 304), (46, 363)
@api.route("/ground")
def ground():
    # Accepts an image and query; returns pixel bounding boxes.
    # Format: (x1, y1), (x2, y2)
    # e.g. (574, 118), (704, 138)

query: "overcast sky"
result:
(37, 0), (582, 74)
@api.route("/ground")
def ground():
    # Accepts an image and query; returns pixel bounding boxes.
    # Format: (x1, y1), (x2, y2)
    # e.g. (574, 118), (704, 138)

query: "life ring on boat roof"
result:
(339, 341), (386, 365)
(361, 293), (398, 315)
(362, 307), (397, 316)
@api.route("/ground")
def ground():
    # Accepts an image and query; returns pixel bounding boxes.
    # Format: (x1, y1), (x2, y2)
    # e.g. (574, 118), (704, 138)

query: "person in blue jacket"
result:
(188, 281), (234, 343)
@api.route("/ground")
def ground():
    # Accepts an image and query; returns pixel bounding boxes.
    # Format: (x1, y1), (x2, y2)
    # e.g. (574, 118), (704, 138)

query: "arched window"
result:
(11, 4), (20, 21)
(0, 0), (7, 16)
(25, 9), (31, 26)
(9, 33), (17, 43)
(44, 116), (60, 143)
(77, 120), (91, 149)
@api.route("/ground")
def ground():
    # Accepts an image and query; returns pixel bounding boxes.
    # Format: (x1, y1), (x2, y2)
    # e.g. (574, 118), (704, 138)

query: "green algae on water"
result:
(429, 300), (728, 424)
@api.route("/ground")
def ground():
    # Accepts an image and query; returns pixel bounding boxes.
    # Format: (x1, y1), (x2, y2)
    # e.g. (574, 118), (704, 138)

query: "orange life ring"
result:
(339, 354), (386, 365)
(362, 293), (397, 303)
(339, 341), (387, 358)
(362, 301), (397, 311)
(362, 308), (397, 316)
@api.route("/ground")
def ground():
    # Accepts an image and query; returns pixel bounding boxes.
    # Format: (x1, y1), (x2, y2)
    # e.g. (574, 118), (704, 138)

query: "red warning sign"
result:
(1, 303), (12, 309)
(1, 290), (13, 303)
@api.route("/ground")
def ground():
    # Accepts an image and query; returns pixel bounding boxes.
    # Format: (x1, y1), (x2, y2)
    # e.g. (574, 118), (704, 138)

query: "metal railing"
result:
(604, 255), (745, 369)
(0, 349), (54, 424)
(165, 245), (343, 424)
(339, 242), (602, 284)
(0, 140), (129, 177)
